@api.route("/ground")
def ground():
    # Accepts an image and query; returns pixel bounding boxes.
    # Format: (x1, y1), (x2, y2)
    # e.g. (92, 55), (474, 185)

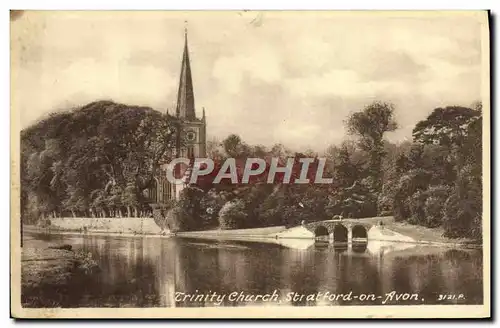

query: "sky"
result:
(11, 11), (486, 152)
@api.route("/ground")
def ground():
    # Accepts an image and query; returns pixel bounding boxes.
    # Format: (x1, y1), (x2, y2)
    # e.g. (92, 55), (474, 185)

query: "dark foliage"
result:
(21, 101), (179, 222)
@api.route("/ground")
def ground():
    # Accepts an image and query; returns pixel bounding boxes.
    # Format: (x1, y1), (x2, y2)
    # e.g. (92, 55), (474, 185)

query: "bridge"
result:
(302, 218), (381, 243)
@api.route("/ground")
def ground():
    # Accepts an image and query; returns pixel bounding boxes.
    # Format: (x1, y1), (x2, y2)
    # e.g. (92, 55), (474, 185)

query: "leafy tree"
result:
(328, 179), (377, 218)
(392, 169), (432, 221)
(346, 101), (397, 192)
(218, 199), (248, 230)
(206, 137), (225, 161)
(443, 164), (482, 239)
(408, 185), (450, 227)
(221, 134), (251, 158)
(423, 185), (452, 228)
(410, 104), (483, 238)
(332, 142), (364, 189)
(413, 106), (481, 148)
(174, 186), (205, 231)
(413, 105), (481, 181)
(255, 185), (287, 227)
(90, 189), (108, 218)
(199, 189), (228, 229)
(20, 101), (179, 221)
(122, 182), (140, 217)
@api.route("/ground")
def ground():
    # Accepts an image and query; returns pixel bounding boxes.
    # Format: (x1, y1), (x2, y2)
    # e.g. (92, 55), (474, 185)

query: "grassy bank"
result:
(21, 235), (99, 307)
(352, 217), (478, 245)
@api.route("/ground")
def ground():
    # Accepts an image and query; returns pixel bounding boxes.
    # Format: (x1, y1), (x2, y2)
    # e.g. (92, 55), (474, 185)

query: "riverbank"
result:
(176, 226), (286, 240)
(48, 217), (164, 234)
(175, 217), (480, 248)
(21, 235), (99, 307)
(23, 215), (481, 248)
(23, 225), (170, 239)
(367, 217), (478, 246)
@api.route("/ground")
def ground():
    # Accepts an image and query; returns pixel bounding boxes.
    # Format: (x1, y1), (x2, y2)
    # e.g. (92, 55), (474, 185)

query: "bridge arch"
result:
(333, 224), (348, 243)
(314, 226), (329, 239)
(352, 225), (368, 240)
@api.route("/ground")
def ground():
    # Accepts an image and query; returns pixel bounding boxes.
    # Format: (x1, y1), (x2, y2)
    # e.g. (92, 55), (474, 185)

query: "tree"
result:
(199, 189), (227, 229)
(218, 199), (248, 230)
(392, 169), (432, 221)
(412, 106), (481, 148)
(175, 186), (205, 231)
(328, 179), (377, 218)
(423, 185), (452, 228)
(346, 101), (397, 192)
(206, 137), (225, 161)
(443, 164), (482, 239)
(222, 134), (250, 158)
(20, 101), (179, 222)
(332, 142), (364, 189)
(408, 185), (451, 227)
(411, 104), (483, 239)
(122, 182), (140, 217)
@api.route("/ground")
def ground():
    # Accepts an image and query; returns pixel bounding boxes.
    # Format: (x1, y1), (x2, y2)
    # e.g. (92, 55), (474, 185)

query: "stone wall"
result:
(50, 217), (163, 235)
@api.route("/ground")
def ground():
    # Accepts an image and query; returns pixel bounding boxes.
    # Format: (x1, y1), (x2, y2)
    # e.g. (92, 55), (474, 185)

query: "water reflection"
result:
(25, 234), (483, 307)
(352, 243), (367, 253)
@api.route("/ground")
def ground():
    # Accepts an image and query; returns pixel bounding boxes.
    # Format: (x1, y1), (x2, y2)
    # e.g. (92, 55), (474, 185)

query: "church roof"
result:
(175, 28), (196, 120)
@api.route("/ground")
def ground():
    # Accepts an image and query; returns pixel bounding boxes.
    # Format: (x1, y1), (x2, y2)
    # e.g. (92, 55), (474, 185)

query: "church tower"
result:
(174, 27), (207, 160)
(160, 26), (207, 201)
(148, 27), (207, 205)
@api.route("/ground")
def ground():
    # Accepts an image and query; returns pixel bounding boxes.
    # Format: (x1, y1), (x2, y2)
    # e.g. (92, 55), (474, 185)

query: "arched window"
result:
(163, 180), (172, 201)
(150, 177), (159, 203)
(187, 146), (194, 158)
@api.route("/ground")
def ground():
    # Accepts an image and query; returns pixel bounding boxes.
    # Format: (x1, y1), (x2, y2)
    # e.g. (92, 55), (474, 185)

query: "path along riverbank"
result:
(23, 216), (481, 248)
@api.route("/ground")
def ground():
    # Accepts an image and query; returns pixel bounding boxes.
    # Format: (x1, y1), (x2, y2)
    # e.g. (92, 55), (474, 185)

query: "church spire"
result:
(175, 23), (196, 120)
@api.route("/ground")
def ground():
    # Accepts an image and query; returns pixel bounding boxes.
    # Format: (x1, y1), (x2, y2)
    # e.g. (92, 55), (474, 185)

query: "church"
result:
(148, 28), (207, 203)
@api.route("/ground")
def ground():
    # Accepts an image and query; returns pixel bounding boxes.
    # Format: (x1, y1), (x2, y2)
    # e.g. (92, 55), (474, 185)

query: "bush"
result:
(164, 206), (183, 232)
(199, 189), (227, 229)
(175, 186), (205, 231)
(329, 180), (378, 219)
(442, 165), (482, 239)
(393, 175), (413, 221)
(423, 185), (451, 228)
(377, 191), (393, 216)
(392, 169), (431, 221)
(151, 201), (175, 230)
(407, 185), (450, 227)
(218, 200), (248, 230)
(408, 190), (426, 225)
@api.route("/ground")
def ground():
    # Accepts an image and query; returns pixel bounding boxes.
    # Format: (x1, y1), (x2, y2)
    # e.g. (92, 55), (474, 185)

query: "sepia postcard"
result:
(10, 10), (490, 319)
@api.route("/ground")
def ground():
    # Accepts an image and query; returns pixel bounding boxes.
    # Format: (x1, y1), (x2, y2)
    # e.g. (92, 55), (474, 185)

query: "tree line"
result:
(21, 100), (483, 240)
(160, 101), (482, 240)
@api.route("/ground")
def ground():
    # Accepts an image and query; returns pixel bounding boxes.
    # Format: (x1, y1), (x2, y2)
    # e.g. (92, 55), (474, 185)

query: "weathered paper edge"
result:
(10, 10), (491, 319)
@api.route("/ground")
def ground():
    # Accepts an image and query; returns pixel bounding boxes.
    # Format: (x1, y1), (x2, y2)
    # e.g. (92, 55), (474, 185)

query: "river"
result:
(25, 233), (483, 307)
